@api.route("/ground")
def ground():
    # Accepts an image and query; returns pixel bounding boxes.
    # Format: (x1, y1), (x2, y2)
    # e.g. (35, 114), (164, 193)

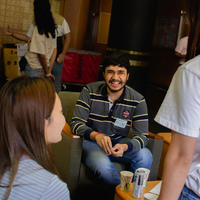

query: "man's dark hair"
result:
(101, 52), (130, 73)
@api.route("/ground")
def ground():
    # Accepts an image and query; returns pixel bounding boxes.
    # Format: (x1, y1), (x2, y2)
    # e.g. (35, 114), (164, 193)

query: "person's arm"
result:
(57, 32), (71, 63)
(49, 48), (57, 72)
(89, 131), (112, 155)
(175, 36), (188, 57)
(38, 54), (49, 74)
(38, 53), (55, 80)
(121, 96), (149, 153)
(70, 86), (114, 154)
(70, 86), (112, 154)
(3, 26), (31, 42)
(159, 131), (197, 200)
(71, 87), (94, 137)
(111, 143), (128, 157)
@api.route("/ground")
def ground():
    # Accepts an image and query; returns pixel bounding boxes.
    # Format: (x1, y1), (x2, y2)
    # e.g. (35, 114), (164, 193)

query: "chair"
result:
(157, 132), (172, 179)
(51, 91), (163, 198)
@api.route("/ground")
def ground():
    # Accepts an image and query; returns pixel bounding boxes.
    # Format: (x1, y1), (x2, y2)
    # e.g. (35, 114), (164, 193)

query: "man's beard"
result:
(107, 80), (126, 93)
(108, 86), (125, 93)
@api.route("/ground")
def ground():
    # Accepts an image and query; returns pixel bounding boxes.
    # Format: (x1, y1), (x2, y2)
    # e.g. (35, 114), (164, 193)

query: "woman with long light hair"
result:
(0, 76), (70, 200)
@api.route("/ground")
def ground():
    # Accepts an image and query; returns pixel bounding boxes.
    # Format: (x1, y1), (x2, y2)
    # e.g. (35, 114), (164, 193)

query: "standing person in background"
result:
(3, 0), (70, 92)
(155, 0), (200, 199)
(0, 76), (70, 200)
(3, 0), (57, 81)
(26, 12), (71, 92)
(51, 12), (71, 93)
(24, 0), (57, 80)
(175, 0), (200, 63)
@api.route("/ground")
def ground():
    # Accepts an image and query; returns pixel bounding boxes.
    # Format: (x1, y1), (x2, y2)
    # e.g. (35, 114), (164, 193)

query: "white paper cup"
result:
(120, 170), (133, 191)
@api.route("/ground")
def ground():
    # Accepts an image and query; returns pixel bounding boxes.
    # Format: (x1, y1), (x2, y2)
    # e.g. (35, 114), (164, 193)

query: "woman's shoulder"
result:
(1, 156), (70, 199)
(15, 157), (53, 183)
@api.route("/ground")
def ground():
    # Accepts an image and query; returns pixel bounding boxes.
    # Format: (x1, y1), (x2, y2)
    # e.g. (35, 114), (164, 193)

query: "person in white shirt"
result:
(155, 0), (200, 199)
(4, 1), (71, 91)
(4, 0), (57, 81)
(26, 12), (71, 92)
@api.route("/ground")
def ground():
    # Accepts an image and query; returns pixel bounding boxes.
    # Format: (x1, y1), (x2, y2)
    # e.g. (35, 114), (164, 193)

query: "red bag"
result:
(61, 52), (82, 83)
(81, 53), (102, 84)
(61, 50), (101, 84)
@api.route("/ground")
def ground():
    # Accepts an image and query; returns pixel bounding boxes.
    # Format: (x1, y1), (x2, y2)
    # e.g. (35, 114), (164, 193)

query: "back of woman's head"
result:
(34, 0), (56, 38)
(0, 76), (56, 176)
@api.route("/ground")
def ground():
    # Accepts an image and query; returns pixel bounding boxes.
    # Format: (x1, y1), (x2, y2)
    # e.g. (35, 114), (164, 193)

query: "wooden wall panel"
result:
(96, 0), (112, 45)
(61, 0), (112, 49)
(97, 12), (111, 44)
(148, 0), (184, 87)
(61, 0), (90, 49)
(100, 0), (112, 12)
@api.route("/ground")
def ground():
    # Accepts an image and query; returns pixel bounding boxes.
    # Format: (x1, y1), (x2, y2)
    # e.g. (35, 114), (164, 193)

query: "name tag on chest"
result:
(114, 118), (127, 128)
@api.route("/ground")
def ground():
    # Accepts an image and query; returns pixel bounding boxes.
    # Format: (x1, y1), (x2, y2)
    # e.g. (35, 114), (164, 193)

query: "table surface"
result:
(115, 180), (161, 200)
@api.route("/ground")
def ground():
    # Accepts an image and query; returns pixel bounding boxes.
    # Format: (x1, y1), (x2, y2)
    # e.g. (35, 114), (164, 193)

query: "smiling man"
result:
(71, 52), (152, 188)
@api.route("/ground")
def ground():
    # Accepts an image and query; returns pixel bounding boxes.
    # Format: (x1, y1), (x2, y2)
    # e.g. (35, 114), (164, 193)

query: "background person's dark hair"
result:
(34, 0), (56, 38)
(102, 52), (130, 73)
(185, 0), (200, 60)
(0, 76), (56, 199)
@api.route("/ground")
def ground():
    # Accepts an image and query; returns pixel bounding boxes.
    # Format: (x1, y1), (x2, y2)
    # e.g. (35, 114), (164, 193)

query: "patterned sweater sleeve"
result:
(121, 97), (149, 152)
(70, 87), (93, 139)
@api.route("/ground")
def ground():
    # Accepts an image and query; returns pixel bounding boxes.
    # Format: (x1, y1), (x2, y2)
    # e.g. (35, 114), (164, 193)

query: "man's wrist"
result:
(90, 131), (102, 141)
(94, 132), (102, 140)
